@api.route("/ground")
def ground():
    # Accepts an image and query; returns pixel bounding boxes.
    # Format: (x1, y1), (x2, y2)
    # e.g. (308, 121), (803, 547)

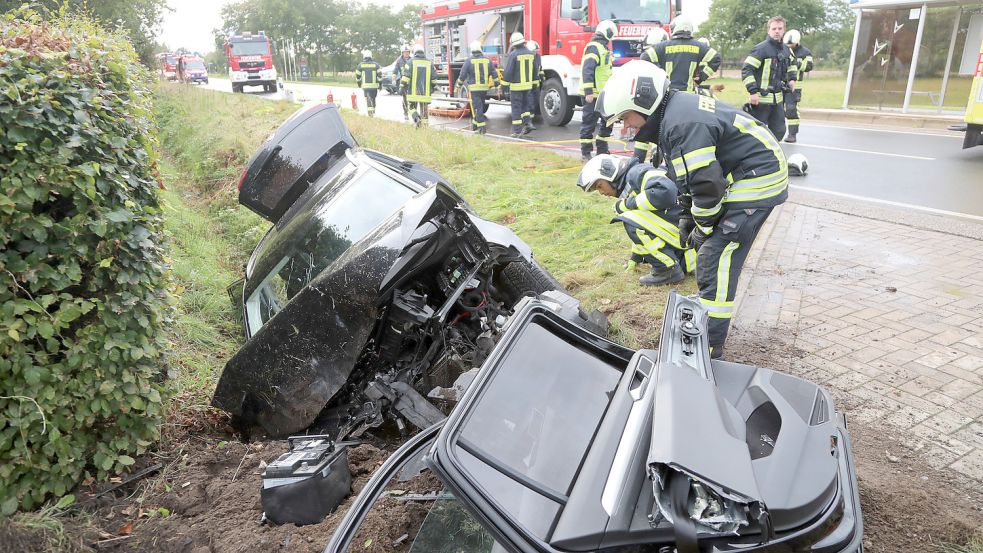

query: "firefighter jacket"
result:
(580, 36), (612, 96)
(503, 45), (539, 92)
(633, 91), (788, 233)
(394, 54), (411, 81)
(641, 33), (721, 92)
(741, 36), (797, 104)
(610, 160), (685, 250)
(400, 53), (436, 103)
(532, 52), (545, 88)
(791, 44), (814, 88)
(355, 58), (380, 89)
(456, 53), (499, 91)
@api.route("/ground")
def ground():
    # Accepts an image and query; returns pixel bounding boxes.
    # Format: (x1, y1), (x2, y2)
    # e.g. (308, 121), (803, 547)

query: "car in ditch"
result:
(324, 292), (864, 553)
(212, 102), (601, 440)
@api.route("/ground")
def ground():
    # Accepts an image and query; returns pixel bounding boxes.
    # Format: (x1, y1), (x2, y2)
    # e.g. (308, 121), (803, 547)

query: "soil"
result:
(10, 329), (983, 552)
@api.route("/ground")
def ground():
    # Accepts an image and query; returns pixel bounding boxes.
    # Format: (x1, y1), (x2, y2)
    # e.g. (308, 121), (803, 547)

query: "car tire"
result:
(502, 259), (565, 297)
(541, 77), (575, 127)
(233, 85), (242, 93)
(456, 84), (472, 115)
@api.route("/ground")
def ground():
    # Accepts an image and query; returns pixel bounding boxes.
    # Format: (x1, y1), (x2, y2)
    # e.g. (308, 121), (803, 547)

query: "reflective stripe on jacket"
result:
(400, 55), (436, 102)
(457, 55), (498, 91)
(503, 45), (539, 91)
(741, 37), (798, 104)
(355, 60), (380, 89)
(643, 36), (721, 92)
(580, 39), (612, 96)
(791, 44), (814, 88)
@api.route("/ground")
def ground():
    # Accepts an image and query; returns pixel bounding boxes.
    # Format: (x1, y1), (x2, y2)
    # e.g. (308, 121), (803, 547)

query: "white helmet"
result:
(596, 20), (618, 41)
(402, 44), (411, 52)
(670, 16), (694, 36)
(783, 29), (801, 45)
(577, 154), (628, 192)
(596, 60), (669, 126)
(412, 44), (425, 55)
(361, 49), (372, 58)
(510, 32), (525, 47)
(527, 40), (540, 51)
(644, 28), (669, 46)
(469, 40), (483, 53)
(787, 153), (808, 176)
(697, 37), (710, 46)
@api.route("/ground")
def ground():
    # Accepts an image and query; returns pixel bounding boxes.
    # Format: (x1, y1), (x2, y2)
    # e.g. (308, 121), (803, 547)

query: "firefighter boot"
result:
(639, 264), (685, 286)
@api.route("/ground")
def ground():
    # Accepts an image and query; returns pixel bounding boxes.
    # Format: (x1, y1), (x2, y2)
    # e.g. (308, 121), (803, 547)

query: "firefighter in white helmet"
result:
(399, 44), (436, 128)
(579, 19), (618, 162)
(783, 29), (813, 143)
(455, 40), (500, 134)
(597, 60), (788, 359)
(502, 32), (540, 137)
(354, 50), (380, 117)
(394, 44), (413, 120)
(576, 154), (696, 286)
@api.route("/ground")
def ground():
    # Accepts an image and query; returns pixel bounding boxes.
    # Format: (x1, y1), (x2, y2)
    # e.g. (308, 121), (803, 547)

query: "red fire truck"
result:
(177, 55), (209, 85)
(421, 0), (678, 126)
(157, 52), (179, 81)
(225, 31), (278, 93)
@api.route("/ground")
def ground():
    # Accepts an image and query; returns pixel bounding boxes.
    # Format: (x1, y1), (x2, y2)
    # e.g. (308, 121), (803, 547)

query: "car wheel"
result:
(541, 77), (574, 127)
(456, 84), (472, 114)
(502, 259), (565, 297)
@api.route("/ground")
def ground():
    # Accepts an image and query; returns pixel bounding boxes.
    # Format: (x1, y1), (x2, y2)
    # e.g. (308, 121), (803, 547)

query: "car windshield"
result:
(165, 56), (176, 65)
(186, 61), (206, 70)
(596, 0), (670, 22)
(230, 41), (270, 56)
(245, 166), (415, 332)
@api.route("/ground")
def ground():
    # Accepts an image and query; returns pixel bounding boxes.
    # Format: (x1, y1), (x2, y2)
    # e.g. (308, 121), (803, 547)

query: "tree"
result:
(700, 0), (826, 61)
(807, 0), (857, 68)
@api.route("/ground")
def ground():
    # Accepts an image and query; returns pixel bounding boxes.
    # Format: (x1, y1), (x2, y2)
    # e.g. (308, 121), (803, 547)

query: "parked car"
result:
(212, 102), (601, 440)
(380, 61), (399, 94)
(325, 292), (864, 553)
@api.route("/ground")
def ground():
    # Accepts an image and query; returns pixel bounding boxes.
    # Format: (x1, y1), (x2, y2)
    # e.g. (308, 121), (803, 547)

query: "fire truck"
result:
(421, 0), (679, 126)
(156, 52), (178, 81)
(224, 32), (277, 93)
(177, 55), (209, 85)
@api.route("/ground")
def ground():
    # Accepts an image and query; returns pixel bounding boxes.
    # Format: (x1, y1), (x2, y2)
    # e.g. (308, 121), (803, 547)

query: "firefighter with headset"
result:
(597, 60), (788, 359)
(580, 20), (618, 162)
(399, 44), (436, 128)
(354, 50), (380, 117)
(456, 40), (499, 134)
(576, 154), (696, 286)
(502, 32), (540, 137)
(393, 44), (412, 120)
(742, 15), (798, 139)
(783, 29), (813, 143)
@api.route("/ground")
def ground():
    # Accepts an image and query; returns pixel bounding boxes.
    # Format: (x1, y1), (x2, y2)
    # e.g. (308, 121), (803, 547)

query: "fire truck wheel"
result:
(541, 77), (574, 127)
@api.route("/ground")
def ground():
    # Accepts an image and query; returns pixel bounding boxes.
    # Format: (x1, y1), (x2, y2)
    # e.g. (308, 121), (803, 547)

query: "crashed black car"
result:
(326, 292), (864, 553)
(212, 103), (597, 439)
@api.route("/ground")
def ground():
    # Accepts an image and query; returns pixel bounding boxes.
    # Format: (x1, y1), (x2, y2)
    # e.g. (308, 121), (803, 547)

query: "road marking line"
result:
(806, 122), (963, 138)
(791, 184), (983, 222)
(786, 142), (935, 160)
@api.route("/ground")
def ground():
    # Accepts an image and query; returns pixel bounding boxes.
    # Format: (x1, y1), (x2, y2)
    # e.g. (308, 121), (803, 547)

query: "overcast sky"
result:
(160, 0), (713, 55)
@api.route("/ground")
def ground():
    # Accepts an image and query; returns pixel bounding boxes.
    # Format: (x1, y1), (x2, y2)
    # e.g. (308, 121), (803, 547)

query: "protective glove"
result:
(678, 216), (695, 248)
(625, 259), (638, 272)
(688, 226), (711, 252)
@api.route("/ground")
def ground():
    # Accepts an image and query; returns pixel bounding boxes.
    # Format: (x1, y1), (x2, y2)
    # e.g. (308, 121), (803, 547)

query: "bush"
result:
(0, 10), (171, 513)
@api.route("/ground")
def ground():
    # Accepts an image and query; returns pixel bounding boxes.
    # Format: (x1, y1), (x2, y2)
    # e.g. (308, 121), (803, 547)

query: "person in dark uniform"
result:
(598, 60), (789, 359)
(393, 44), (412, 121)
(399, 45), (436, 128)
(783, 29), (813, 143)
(528, 40), (546, 125)
(579, 19), (618, 162)
(741, 15), (798, 139)
(354, 50), (380, 117)
(642, 16), (720, 93)
(502, 32), (539, 138)
(455, 40), (499, 134)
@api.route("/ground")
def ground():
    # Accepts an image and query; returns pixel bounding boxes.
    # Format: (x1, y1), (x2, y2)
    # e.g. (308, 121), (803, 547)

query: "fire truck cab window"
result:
(561, 0), (585, 20)
(230, 42), (269, 56)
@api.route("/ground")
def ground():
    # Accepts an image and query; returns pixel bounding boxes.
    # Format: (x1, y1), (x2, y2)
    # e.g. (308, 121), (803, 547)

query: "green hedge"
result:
(0, 10), (171, 513)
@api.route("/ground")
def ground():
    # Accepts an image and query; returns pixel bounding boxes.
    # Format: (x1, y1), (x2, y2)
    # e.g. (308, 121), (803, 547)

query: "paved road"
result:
(203, 78), (983, 218)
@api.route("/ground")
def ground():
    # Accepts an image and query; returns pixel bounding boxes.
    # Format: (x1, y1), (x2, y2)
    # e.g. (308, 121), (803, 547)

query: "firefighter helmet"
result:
(596, 60), (669, 126)
(510, 32), (525, 47)
(644, 28), (669, 46)
(402, 44), (411, 53)
(670, 16), (694, 36)
(361, 50), (372, 59)
(412, 44), (425, 55)
(697, 37), (710, 46)
(784, 29), (801, 45)
(596, 20), (618, 41)
(527, 40), (540, 51)
(787, 153), (808, 176)
(577, 154), (628, 192)
(470, 40), (483, 53)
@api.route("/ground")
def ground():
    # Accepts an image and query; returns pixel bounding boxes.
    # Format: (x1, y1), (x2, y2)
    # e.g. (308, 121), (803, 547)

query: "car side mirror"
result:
(674, 0), (682, 15)
(571, 0), (583, 10)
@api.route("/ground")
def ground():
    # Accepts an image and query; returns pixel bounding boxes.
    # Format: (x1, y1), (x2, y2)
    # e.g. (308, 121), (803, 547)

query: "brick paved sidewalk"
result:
(732, 202), (983, 481)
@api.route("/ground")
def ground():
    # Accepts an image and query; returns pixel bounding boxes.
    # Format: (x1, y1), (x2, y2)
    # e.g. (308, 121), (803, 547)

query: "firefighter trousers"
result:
(469, 90), (488, 129)
(401, 92), (409, 120)
(747, 101), (786, 140)
(363, 89), (378, 116)
(784, 89), (801, 137)
(623, 224), (697, 272)
(696, 207), (773, 348)
(408, 101), (429, 125)
(530, 86), (541, 118)
(510, 89), (532, 134)
(580, 98), (612, 156)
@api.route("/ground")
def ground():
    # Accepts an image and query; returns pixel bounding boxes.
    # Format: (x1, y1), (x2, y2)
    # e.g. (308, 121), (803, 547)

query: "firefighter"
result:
(528, 40), (546, 125)
(580, 20), (617, 162)
(455, 40), (499, 134)
(642, 16), (721, 93)
(635, 27), (670, 162)
(742, 16), (798, 139)
(502, 32), (539, 138)
(354, 50), (380, 117)
(598, 60), (788, 358)
(394, 44), (412, 120)
(783, 29), (813, 143)
(399, 44), (436, 128)
(577, 154), (696, 286)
